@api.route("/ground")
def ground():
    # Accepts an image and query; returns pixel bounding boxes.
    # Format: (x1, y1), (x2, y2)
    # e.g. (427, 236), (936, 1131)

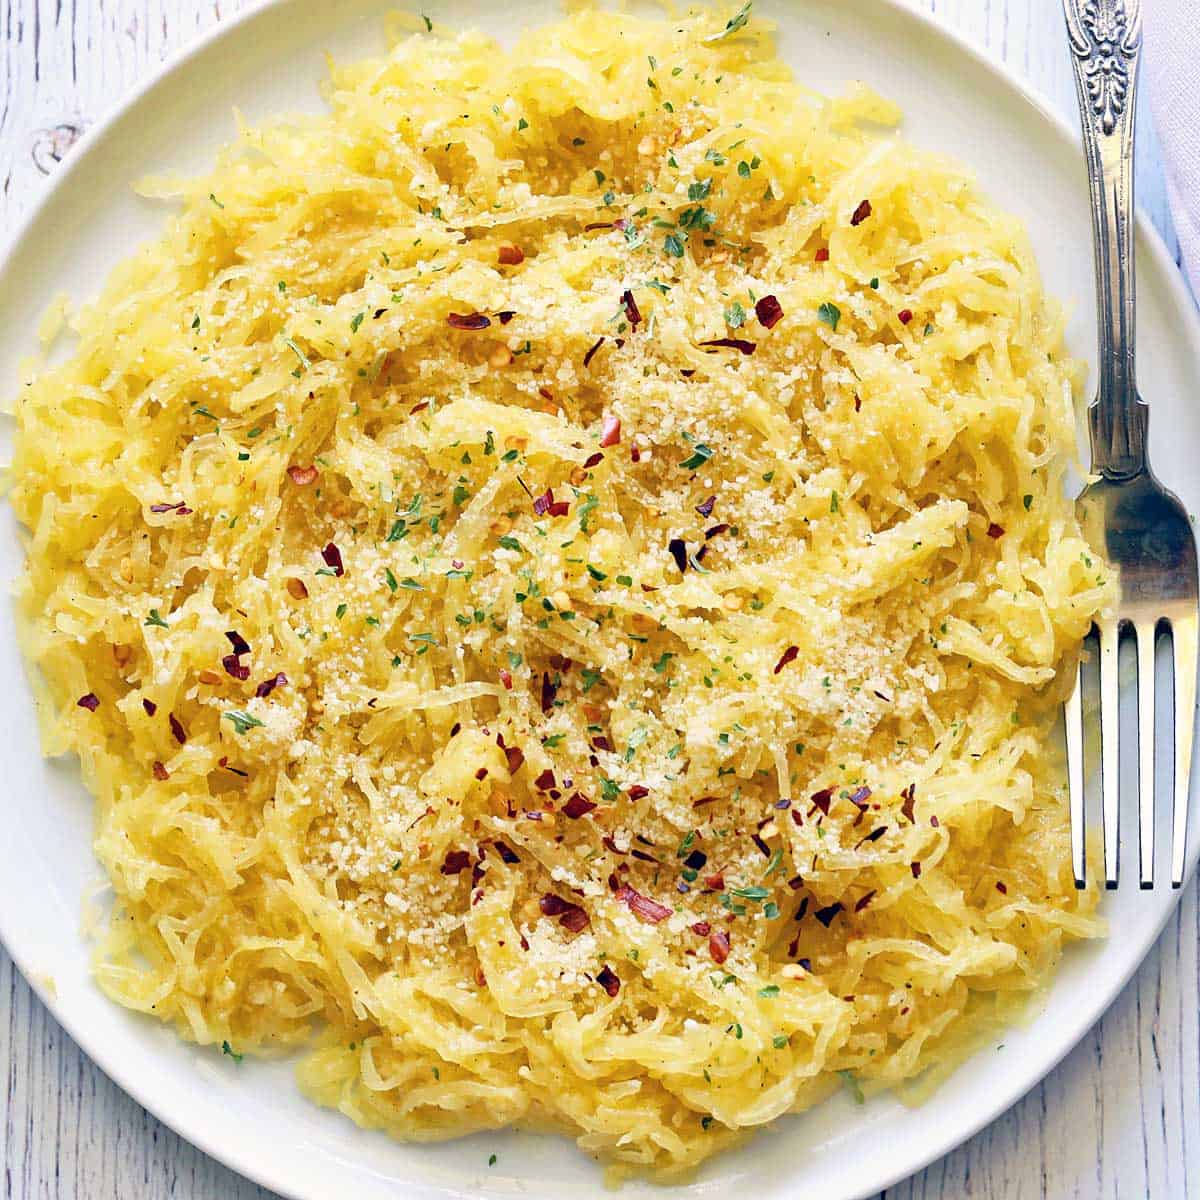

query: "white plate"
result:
(0, 2), (1196, 1197)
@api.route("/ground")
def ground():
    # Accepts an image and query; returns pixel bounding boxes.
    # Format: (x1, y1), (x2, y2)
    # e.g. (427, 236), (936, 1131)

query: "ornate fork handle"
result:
(1065, 0), (1145, 480)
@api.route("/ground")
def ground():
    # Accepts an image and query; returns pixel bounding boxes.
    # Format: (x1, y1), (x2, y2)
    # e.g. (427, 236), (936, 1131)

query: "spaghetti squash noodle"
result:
(10, 4), (1108, 1179)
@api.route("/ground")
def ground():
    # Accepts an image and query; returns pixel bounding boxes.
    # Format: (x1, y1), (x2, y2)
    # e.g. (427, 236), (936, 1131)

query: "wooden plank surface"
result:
(1, 2), (1195, 1197)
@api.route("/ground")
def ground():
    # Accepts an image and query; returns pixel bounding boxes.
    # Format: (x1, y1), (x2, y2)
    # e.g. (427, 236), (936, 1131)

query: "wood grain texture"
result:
(0, 2), (1195, 1198)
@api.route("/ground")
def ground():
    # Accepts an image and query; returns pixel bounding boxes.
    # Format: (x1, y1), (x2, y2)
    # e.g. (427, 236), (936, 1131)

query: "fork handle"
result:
(1064, 0), (1146, 480)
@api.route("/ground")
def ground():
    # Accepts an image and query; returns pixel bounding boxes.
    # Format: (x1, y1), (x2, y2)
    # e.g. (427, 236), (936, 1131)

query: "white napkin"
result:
(1146, 0), (1200, 296)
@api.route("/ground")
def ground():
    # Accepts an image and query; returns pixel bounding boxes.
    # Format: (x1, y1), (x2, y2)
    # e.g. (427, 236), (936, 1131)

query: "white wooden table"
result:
(2, 2), (1197, 1197)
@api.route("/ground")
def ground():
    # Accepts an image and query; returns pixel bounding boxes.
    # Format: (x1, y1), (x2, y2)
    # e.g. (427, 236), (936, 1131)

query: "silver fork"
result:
(1064, 0), (1198, 889)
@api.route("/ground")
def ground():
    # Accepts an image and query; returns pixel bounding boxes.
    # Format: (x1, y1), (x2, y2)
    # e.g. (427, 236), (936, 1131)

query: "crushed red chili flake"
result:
(255, 672), (287, 698)
(541, 893), (590, 932)
(475, 767), (489, 781)
(494, 841), (520, 864)
(616, 883), (672, 924)
(774, 645), (800, 674)
(630, 443), (642, 463)
(77, 692), (100, 711)
(858, 826), (888, 846)
(287, 465), (318, 486)
(563, 792), (597, 818)
(547, 499), (570, 518)
(149, 501), (192, 514)
(504, 746), (525, 774)
(548, 654), (573, 672)
(441, 850), (472, 874)
(850, 198), (873, 226)
(814, 246), (830, 262)
(582, 452), (604, 470)
(627, 784), (650, 801)
(497, 243), (525, 266)
(987, 522), (1005, 539)
(696, 495), (716, 518)
(630, 848), (658, 864)
(752, 834), (771, 858)
(791, 809), (805, 827)
(898, 308), (914, 325)
(539, 672), (558, 713)
(620, 289), (642, 329)
(152, 760), (169, 781)
(583, 337), (606, 368)
(222, 653), (250, 681)
(795, 897), (810, 922)
(169, 714), (187, 744)
(600, 414), (621, 447)
(911, 861), (922, 878)
(854, 890), (877, 913)
(930, 815), (940, 828)
(755, 294), (784, 329)
(691, 921), (711, 936)
(321, 542), (344, 576)
(225, 631), (250, 656)
(683, 850), (708, 870)
(854, 395), (862, 412)
(533, 488), (554, 516)
(496, 310), (515, 324)
(700, 337), (756, 355)
(142, 698), (157, 716)
(498, 667), (513, 691)
(668, 538), (688, 573)
(901, 784), (917, 824)
(704, 872), (725, 891)
(704, 523), (730, 541)
(848, 786), (872, 808)
(788, 874), (805, 891)
(535, 769), (556, 791)
(996, 881), (1008, 894)
(596, 965), (621, 996)
(709, 929), (731, 963)
(447, 312), (491, 330)
(814, 902), (843, 928)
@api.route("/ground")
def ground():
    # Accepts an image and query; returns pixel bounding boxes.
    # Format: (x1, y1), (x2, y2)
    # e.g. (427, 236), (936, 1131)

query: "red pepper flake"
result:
(813, 902), (843, 928)
(474, 767), (489, 781)
(321, 543), (344, 576)
(751, 834), (771, 858)
(787, 874), (804, 891)
(616, 883), (672, 924)
(910, 861), (922, 879)
(496, 311), (515, 325)
(600, 414), (621, 447)
(441, 850), (472, 874)
(856, 826), (888, 849)
(898, 309), (913, 325)
(848, 786), (872, 809)
(494, 841), (520, 864)
(814, 246), (830, 262)
(703, 872), (725, 891)
(695, 495), (716, 518)
(504, 746), (525, 774)
(547, 654), (573, 673)
(683, 850), (707, 870)
(774, 645), (800, 675)
(222, 653), (250, 681)
(627, 784), (650, 801)
(930, 815), (940, 828)
(498, 667), (513, 691)
(540, 672), (558, 714)
(700, 337), (756, 355)
(704, 523), (729, 540)
(287, 465), (318, 486)
(755, 295), (784, 329)
(854, 889), (876, 913)
(901, 784), (917, 824)
(563, 792), (597, 818)
(987, 522), (1005, 539)
(854, 395), (861, 412)
(149, 501), (191, 515)
(668, 538), (688, 574)
(447, 312), (491, 330)
(255, 673), (286, 699)
(630, 848), (658, 864)
(169, 713), (187, 744)
(850, 198), (873, 226)
(582, 452), (604, 470)
(77, 692), (100, 711)
(534, 769), (556, 791)
(152, 761), (169, 781)
(630, 443), (642, 463)
(583, 337), (606, 368)
(225, 631), (250, 656)
(497, 243), (525, 266)
(547, 499), (570, 518)
(533, 488), (555, 516)
(620, 290), (642, 329)
(709, 929), (731, 964)
(691, 921), (711, 936)
(996, 881), (1008, 894)
(596, 965), (621, 996)
(795, 897), (810, 922)
(142, 698), (157, 716)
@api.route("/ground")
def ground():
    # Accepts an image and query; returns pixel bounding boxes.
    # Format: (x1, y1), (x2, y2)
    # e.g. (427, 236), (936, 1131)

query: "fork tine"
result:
(1135, 621), (1156, 888)
(1066, 659), (1086, 888)
(1171, 617), (1197, 887)
(1099, 622), (1120, 888)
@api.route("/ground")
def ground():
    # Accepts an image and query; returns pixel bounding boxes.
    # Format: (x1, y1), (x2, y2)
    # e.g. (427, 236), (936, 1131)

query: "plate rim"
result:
(0, 3), (1197, 1199)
